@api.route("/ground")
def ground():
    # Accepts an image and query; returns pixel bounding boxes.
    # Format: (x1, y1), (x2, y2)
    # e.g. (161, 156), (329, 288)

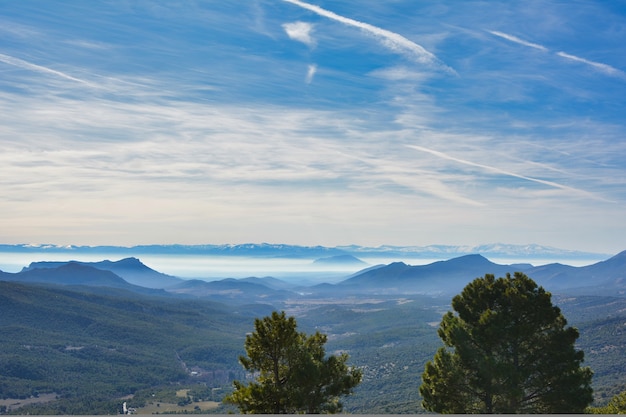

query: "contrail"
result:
(283, 0), (454, 73)
(557, 51), (625, 79)
(407, 144), (609, 201)
(488, 30), (548, 51)
(0, 52), (95, 86)
(487, 30), (625, 79)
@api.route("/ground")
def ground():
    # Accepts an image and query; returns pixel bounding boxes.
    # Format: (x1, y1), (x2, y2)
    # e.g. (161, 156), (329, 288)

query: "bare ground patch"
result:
(0, 393), (58, 412)
(135, 400), (220, 414)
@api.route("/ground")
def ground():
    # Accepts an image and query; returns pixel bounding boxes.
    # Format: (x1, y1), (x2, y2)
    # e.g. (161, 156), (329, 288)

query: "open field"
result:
(0, 393), (58, 413)
(135, 400), (220, 414)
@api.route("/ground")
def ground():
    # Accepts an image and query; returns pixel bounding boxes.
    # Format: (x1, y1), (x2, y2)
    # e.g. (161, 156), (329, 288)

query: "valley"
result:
(1, 249), (625, 413)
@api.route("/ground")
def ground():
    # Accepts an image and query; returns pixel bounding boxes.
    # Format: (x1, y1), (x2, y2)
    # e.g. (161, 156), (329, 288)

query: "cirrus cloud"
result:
(282, 0), (454, 73)
(488, 30), (625, 79)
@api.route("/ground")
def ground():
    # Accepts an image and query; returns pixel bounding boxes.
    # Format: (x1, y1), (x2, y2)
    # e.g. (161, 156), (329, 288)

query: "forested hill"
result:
(2, 278), (626, 414)
(0, 281), (266, 413)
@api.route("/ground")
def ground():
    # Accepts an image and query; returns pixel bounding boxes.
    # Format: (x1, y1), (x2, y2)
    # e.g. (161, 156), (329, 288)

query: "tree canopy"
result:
(420, 272), (593, 413)
(224, 311), (362, 414)
(588, 390), (626, 414)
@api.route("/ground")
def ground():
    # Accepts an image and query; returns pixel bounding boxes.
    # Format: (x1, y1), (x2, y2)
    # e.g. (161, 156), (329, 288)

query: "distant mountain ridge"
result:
(313, 255), (367, 266)
(0, 262), (168, 297)
(338, 251), (626, 296)
(337, 254), (515, 294)
(0, 242), (609, 261)
(9, 262), (130, 288)
(1, 250), (625, 298)
(167, 278), (295, 303)
(22, 257), (181, 288)
(529, 250), (626, 294)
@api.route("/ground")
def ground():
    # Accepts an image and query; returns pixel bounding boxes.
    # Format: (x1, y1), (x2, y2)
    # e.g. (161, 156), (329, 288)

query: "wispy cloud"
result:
(488, 30), (625, 79)
(488, 30), (548, 51)
(305, 64), (317, 83)
(282, 21), (316, 47)
(1, 1), (624, 251)
(282, 0), (454, 73)
(406, 144), (607, 201)
(0, 52), (96, 87)
(369, 66), (433, 82)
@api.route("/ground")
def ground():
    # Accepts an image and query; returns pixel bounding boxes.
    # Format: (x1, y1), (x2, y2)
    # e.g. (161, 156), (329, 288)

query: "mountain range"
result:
(0, 242), (609, 261)
(21, 257), (182, 288)
(338, 251), (626, 296)
(2, 250), (625, 299)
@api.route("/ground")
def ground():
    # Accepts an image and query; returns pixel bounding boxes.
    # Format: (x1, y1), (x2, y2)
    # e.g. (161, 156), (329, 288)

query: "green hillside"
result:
(0, 281), (268, 414)
(1, 281), (625, 414)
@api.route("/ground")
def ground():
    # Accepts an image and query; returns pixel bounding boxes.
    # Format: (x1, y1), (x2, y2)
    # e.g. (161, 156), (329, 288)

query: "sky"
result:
(1, 0), (625, 254)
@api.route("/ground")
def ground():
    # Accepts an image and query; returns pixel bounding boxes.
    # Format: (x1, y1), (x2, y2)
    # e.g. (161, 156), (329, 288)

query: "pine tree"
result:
(420, 272), (593, 413)
(224, 311), (362, 413)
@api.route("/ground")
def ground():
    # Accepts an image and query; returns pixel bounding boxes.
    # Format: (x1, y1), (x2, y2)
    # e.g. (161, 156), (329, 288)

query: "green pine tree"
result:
(420, 272), (593, 413)
(224, 311), (362, 413)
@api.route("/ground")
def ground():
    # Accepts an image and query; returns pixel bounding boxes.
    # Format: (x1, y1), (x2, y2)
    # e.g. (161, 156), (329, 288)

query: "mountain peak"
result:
(338, 254), (511, 294)
(313, 255), (366, 266)
(18, 262), (131, 287)
(112, 257), (150, 269)
(449, 253), (492, 265)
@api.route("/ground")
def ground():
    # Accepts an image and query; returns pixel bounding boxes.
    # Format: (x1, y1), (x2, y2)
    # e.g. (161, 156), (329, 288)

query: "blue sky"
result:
(1, 0), (625, 253)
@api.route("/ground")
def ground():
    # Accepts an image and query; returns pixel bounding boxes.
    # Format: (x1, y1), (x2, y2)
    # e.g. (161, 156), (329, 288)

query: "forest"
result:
(1, 276), (625, 414)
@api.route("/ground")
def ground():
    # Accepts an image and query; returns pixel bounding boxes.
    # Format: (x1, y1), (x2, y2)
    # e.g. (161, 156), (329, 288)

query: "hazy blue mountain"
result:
(1, 262), (171, 297)
(167, 277), (296, 303)
(0, 242), (608, 261)
(89, 257), (182, 288)
(523, 263), (579, 288)
(2, 243), (346, 258)
(334, 251), (626, 296)
(23, 257), (182, 288)
(582, 249), (626, 278)
(337, 254), (515, 294)
(313, 254), (367, 266)
(343, 263), (387, 278)
(337, 243), (609, 261)
(528, 250), (626, 295)
(239, 276), (296, 290)
(5, 262), (132, 288)
(4, 250), (626, 300)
